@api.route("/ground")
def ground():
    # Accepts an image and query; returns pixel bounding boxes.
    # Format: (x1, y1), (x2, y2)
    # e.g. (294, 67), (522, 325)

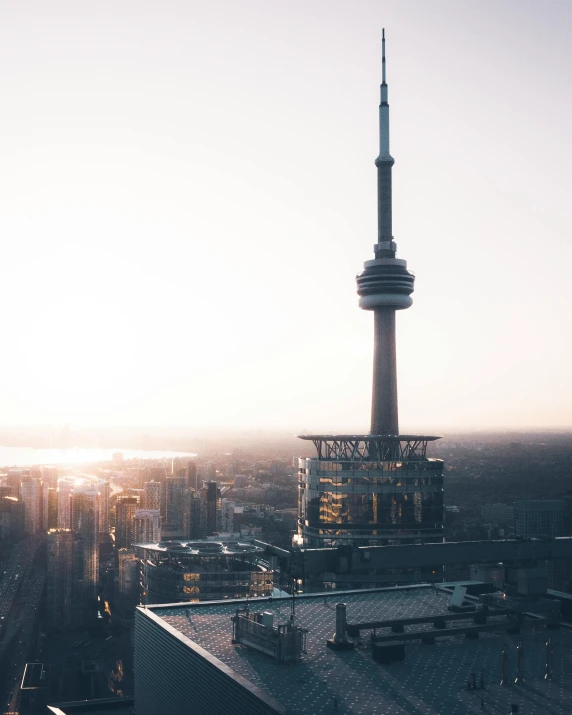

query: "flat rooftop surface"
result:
(150, 585), (572, 715)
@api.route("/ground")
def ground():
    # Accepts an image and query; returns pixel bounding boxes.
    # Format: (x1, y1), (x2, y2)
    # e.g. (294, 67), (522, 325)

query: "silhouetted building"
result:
(116, 496), (139, 551)
(0, 496), (25, 540)
(46, 529), (74, 630)
(118, 548), (139, 614)
(98, 479), (110, 537)
(183, 490), (204, 539)
(166, 476), (187, 534)
(70, 489), (100, 602)
(20, 476), (43, 534)
(205, 481), (220, 536)
(57, 478), (74, 529)
(186, 460), (198, 491)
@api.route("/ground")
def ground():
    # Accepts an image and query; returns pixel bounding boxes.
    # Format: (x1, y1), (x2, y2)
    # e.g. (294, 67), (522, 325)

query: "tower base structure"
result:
(296, 434), (444, 548)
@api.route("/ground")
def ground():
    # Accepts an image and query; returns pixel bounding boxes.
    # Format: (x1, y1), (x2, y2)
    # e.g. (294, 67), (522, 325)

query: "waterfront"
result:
(0, 446), (196, 467)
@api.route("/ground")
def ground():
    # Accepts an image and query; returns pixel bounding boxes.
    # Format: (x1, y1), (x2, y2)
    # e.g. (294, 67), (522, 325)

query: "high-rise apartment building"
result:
(57, 478), (74, 529)
(116, 496), (139, 551)
(183, 490), (204, 539)
(134, 509), (161, 544)
(221, 499), (235, 533)
(7, 469), (23, 498)
(0, 496), (25, 541)
(297, 31), (444, 548)
(205, 481), (220, 536)
(186, 460), (198, 491)
(166, 476), (187, 534)
(70, 488), (100, 600)
(46, 529), (74, 630)
(98, 480), (110, 537)
(143, 481), (162, 511)
(20, 476), (43, 534)
(118, 548), (139, 612)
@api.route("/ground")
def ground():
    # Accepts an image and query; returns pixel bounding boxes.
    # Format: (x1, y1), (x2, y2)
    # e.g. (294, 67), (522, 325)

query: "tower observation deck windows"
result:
(297, 445), (444, 547)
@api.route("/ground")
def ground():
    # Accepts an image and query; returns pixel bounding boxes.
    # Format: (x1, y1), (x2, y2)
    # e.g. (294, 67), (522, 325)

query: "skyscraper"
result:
(70, 487), (100, 620)
(98, 479), (110, 537)
(166, 475), (187, 535)
(57, 478), (74, 529)
(183, 490), (204, 539)
(205, 481), (220, 536)
(297, 32), (444, 548)
(116, 496), (139, 551)
(46, 529), (74, 630)
(20, 476), (43, 534)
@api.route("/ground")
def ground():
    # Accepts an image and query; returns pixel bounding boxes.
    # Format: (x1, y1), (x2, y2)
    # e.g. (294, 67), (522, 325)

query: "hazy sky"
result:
(0, 0), (571, 432)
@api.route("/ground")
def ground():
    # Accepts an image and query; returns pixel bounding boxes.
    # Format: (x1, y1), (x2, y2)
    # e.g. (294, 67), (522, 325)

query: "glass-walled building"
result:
(297, 435), (444, 548)
(135, 540), (273, 604)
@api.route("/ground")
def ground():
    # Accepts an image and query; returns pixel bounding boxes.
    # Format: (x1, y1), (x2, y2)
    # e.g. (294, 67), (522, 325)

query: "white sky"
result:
(0, 0), (570, 432)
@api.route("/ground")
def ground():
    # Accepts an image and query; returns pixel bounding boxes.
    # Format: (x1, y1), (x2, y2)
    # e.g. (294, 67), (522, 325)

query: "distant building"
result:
(46, 529), (74, 630)
(135, 540), (272, 605)
(515, 500), (566, 538)
(197, 462), (216, 481)
(221, 499), (235, 533)
(0, 496), (25, 541)
(166, 476), (187, 534)
(134, 509), (161, 544)
(20, 476), (43, 534)
(186, 460), (198, 491)
(205, 481), (220, 536)
(143, 481), (161, 511)
(515, 499), (569, 588)
(118, 548), (139, 613)
(481, 503), (514, 527)
(70, 489), (100, 602)
(6, 469), (23, 498)
(115, 496), (139, 551)
(98, 480), (110, 537)
(44, 486), (58, 531)
(183, 490), (204, 539)
(57, 478), (74, 529)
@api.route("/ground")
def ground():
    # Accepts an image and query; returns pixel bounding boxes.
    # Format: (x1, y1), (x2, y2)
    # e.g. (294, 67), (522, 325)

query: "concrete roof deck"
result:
(146, 584), (572, 714)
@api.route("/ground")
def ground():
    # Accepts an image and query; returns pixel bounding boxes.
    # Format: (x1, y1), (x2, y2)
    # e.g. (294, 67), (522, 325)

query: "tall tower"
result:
(356, 29), (414, 435)
(297, 32), (444, 549)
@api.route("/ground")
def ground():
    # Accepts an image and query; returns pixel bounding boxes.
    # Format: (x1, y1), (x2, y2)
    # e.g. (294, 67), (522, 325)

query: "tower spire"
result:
(375, 29), (393, 257)
(382, 28), (386, 84)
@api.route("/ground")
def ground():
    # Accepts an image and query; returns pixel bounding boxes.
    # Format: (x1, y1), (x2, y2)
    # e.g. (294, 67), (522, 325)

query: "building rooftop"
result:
(142, 584), (572, 714)
(133, 540), (264, 556)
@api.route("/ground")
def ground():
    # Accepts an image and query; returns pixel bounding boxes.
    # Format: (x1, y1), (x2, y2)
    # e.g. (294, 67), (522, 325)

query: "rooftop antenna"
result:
(382, 28), (386, 84)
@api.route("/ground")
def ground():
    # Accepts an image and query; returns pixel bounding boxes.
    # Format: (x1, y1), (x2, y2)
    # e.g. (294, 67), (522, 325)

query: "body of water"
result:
(0, 446), (196, 467)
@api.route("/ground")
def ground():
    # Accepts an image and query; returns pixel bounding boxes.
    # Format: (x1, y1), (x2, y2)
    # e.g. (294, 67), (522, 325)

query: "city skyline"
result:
(1, 0), (571, 432)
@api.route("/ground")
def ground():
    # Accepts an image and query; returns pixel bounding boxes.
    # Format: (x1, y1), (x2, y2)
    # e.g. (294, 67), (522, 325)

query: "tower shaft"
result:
(372, 307), (398, 434)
